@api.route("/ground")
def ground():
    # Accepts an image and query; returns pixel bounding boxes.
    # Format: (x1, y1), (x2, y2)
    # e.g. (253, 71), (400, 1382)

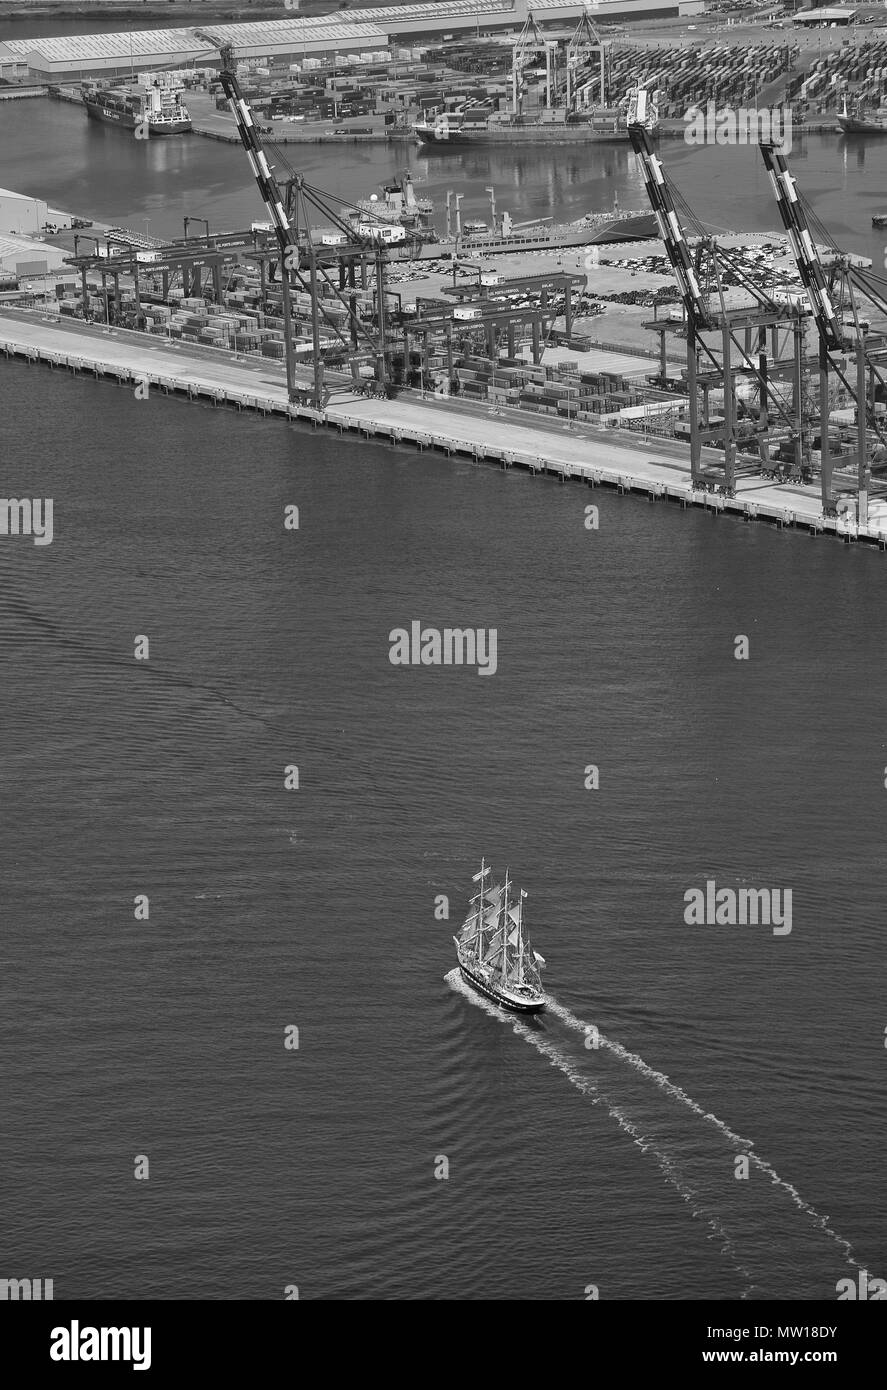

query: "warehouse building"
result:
(0, 232), (69, 279)
(794, 6), (858, 23)
(2, 0), (704, 83)
(0, 188), (50, 237)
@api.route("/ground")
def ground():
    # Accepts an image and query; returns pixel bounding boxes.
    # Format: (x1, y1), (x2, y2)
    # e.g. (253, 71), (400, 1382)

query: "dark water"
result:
(2, 362), (886, 1299)
(1, 82), (887, 257)
(2, 48), (887, 1300)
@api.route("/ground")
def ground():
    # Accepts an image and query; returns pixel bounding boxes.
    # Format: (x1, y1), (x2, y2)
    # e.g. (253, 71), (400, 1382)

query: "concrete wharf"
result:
(2, 308), (883, 550)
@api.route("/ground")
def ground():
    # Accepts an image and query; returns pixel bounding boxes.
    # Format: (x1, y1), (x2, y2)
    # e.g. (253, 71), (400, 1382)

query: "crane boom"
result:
(759, 139), (887, 520)
(759, 142), (843, 351)
(628, 117), (710, 329)
(193, 31), (399, 403)
(196, 37), (297, 269)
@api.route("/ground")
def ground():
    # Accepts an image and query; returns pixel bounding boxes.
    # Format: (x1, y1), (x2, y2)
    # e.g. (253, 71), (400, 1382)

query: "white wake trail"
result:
(445, 969), (751, 1289)
(546, 995), (862, 1273)
(447, 970), (863, 1290)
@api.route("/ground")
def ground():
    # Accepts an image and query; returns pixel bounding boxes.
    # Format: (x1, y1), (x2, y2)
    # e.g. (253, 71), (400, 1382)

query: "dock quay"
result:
(191, 121), (413, 145)
(3, 309), (883, 550)
(0, 85), (47, 100)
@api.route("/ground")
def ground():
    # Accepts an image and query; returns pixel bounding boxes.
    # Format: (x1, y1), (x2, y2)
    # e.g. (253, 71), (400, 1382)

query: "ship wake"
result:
(446, 969), (862, 1298)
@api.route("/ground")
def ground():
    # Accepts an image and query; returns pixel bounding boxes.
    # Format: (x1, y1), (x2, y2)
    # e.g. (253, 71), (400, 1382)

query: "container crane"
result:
(628, 95), (812, 492)
(510, 11), (552, 113)
(193, 32), (401, 405)
(563, 10), (606, 112)
(760, 140), (887, 520)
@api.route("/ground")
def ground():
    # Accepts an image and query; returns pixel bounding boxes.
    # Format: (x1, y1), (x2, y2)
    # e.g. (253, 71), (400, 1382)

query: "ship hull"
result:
(837, 117), (887, 135)
(417, 125), (634, 148)
(389, 212), (659, 261)
(458, 958), (545, 1014)
(85, 100), (191, 134)
(460, 212), (659, 252)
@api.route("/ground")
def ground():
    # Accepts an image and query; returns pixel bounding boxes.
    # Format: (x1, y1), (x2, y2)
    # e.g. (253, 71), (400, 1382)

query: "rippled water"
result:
(2, 361), (886, 1297)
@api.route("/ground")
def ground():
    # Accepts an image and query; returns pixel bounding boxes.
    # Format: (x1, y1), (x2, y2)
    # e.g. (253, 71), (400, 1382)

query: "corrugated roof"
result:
(794, 6), (858, 20)
(0, 234), (68, 267)
(0, 188), (43, 203)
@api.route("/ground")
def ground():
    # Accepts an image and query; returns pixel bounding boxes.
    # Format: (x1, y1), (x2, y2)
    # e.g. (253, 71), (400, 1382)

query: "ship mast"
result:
(471, 858), (489, 952)
(517, 889), (526, 984)
(501, 868), (511, 980)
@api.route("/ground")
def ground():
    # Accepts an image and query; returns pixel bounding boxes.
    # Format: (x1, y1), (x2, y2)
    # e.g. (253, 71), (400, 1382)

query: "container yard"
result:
(7, 3), (884, 146)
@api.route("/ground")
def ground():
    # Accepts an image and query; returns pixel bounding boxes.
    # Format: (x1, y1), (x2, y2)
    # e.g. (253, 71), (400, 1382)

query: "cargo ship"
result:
(837, 95), (887, 136)
(453, 208), (658, 253)
(347, 173), (436, 239)
(84, 81), (191, 135)
(348, 175), (657, 259)
(415, 95), (658, 148)
(454, 860), (546, 1014)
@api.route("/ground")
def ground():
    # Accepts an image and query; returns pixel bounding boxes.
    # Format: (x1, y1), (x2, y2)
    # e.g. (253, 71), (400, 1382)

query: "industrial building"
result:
(0, 0), (704, 83)
(0, 188), (50, 237)
(0, 232), (69, 280)
(793, 5), (858, 24)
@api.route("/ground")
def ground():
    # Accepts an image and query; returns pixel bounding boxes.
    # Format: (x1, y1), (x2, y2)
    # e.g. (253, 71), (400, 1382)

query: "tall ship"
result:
(454, 860), (546, 1014)
(84, 81), (191, 135)
(837, 95), (887, 136)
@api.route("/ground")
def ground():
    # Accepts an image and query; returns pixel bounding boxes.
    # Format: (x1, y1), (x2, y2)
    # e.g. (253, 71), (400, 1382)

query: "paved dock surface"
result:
(2, 309), (882, 548)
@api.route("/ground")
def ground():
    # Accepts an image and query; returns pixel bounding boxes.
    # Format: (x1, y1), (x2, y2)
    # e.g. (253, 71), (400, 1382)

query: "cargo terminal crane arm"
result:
(759, 143), (844, 351)
(627, 95), (812, 489)
(193, 32), (401, 402)
(563, 11), (606, 111)
(510, 11), (551, 112)
(627, 97), (711, 332)
(760, 140), (887, 514)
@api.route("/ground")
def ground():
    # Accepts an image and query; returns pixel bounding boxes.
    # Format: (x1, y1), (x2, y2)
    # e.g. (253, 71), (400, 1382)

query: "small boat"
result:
(454, 859), (546, 1013)
(872, 214), (887, 229)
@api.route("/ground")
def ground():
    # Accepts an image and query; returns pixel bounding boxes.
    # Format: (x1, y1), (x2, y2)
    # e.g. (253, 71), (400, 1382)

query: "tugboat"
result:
(454, 859), (546, 1013)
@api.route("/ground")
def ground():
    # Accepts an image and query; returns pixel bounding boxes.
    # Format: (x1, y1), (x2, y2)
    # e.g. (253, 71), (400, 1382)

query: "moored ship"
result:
(415, 89), (659, 149)
(354, 176), (657, 258)
(416, 111), (640, 146)
(455, 208), (658, 252)
(84, 81), (191, 135)
(454, 860), (546, 1013)
(837, 95), (887, 136)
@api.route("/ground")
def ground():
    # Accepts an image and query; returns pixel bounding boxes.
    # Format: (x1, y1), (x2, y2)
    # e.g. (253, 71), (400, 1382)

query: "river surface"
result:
(2, 22), (886, 1301)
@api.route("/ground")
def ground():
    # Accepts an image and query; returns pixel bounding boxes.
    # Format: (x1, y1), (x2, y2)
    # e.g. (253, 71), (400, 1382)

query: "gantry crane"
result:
(194, 32), (405, 407)
(760, 141), (887, 520)
(628, 92), (815, 493)
(510, 11), (553, 113)
(563, 10), (606, 112)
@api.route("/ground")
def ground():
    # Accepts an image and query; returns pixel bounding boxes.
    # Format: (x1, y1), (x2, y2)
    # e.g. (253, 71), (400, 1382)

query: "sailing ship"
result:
(454, 859), (546, 1013)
